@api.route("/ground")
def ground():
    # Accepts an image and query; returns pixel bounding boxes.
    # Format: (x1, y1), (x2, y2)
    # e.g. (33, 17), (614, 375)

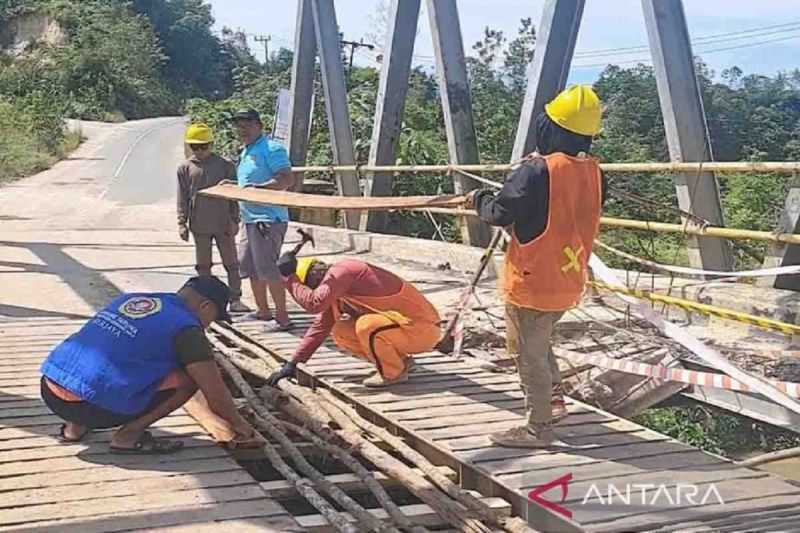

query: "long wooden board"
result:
(200, 183), (466, 211)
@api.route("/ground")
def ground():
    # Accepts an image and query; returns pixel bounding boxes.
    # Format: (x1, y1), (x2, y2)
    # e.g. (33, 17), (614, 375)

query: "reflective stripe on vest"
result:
(504, 153), (602, 311)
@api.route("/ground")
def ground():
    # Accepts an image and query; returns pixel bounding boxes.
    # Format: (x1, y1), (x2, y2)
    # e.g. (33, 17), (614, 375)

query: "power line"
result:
(574, 20), (800, 58)
(572, 32), (800, 69)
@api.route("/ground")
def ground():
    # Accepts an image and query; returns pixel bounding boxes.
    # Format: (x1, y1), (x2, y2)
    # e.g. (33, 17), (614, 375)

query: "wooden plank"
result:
(502, 451), (728, 491)
(0, 431), (213, 464)
(374, 390), (525, 411)
(0, 445), (229, 477)
(407, 410), (607, 432)
(391, 398), (525, 420)
(296, 498), (510, 532)
(0, 457), (242, 492)
(0, 484), (268, 527)
(445, 428), (671, 456)
(259, 466), (455, 499)
(135, 517), (302, 533)
(474, 441), (694, 474)
(583, 480), (800, 532)
(0, 470), (255, 509)
(422, 416), (639, 441)
(0, 414), (198, 440)
(4, 499), (291, 533)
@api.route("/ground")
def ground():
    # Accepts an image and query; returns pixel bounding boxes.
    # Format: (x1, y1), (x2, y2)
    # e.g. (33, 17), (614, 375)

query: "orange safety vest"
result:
(504, 153), (602, 311)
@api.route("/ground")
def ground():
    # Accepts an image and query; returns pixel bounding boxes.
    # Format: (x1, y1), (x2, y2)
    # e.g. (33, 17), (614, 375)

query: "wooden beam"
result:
(287, 0), (317, 192)
(361, 0), (421, 232)
(311, 0), (360, 229)
(512, 0), (585, 160)
(426, 0), (491, 246)
(642, 0), (734, 272)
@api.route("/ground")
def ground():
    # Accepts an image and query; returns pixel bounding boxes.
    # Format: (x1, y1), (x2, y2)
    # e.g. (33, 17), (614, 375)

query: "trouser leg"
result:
(215, 233), (242, 300)
(193, 233), (213, 276)
(508, 303), (563, 426)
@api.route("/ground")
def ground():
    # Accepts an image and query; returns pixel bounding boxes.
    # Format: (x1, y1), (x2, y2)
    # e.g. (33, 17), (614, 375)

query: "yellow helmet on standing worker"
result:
(296, 258), (319, 284)
(544, 85), (602, 136)
(185, 123), (214, 144)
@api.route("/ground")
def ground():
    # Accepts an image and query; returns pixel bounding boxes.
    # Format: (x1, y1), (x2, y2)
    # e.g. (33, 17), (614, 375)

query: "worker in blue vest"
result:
(40, 276), (261, 454)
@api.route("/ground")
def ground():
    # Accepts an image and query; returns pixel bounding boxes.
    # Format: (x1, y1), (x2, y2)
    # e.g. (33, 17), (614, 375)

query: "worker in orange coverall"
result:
(265, 257), (441, 388)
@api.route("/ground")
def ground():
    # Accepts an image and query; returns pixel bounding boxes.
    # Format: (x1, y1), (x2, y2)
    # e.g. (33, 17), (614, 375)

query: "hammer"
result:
(291, 228), (315, 256)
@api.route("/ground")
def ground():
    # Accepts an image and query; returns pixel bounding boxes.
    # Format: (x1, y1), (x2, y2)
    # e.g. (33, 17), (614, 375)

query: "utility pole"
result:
(340, 37), (376, 84)
(253, 34), (271, 63)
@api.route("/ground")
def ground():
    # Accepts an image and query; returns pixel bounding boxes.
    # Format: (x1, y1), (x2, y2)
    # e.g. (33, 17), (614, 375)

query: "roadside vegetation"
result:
(0, 0), (253, 182)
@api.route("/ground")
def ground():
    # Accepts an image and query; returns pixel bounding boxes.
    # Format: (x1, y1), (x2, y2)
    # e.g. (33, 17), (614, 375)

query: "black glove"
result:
(277, 252), (298, 277)
(266, 361), (297, 387)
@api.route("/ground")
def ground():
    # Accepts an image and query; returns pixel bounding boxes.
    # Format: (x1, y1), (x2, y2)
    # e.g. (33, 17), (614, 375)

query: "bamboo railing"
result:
(292, 161), (800, 175)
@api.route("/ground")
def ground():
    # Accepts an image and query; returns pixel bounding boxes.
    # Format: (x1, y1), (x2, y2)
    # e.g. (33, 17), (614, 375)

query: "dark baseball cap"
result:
(231, 108), (262, 123)
(183, 276), (232, 322)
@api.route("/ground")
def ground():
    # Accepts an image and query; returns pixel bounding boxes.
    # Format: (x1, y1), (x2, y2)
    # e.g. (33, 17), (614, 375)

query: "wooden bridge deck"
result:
(0, 318), (299, 532)
(237, 318), (800, 533)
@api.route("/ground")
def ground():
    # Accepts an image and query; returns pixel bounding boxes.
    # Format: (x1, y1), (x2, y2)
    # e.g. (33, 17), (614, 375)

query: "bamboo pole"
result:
(412, 208), (800, 246)
(214, 350), (401, 533)
(291, 161), (800, 175)
(212, 325), (516, 533)
(317, 389), (536, 533)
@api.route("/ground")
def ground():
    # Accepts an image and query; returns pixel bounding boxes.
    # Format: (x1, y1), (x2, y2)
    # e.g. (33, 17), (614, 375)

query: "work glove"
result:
(277, 251), (298, 277)
(266, 361), (297, 387)
(179, 224), (189, 242)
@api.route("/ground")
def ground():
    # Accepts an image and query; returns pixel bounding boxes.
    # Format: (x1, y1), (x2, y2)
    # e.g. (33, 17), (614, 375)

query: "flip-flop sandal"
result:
(239, 312), (274, 323)
(57, 423), (90, 443)
(110, 431), (184, 455)
(263, 321), (295, 333)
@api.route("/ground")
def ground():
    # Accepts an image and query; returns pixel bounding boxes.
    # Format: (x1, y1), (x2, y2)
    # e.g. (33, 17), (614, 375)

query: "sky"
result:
(207, 0), (800, 84)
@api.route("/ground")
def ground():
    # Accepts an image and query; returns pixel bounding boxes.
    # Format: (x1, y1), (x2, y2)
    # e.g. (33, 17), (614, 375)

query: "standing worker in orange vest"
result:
(467, 85), (606, 448)
(265, 257), (441, 388)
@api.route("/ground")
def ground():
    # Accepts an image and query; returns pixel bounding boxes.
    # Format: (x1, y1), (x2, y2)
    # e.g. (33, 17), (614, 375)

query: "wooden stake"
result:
(214, 351), (401, 533)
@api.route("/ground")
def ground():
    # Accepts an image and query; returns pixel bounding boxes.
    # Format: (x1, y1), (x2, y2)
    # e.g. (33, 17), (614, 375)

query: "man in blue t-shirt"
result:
(231, 108), (295, 331)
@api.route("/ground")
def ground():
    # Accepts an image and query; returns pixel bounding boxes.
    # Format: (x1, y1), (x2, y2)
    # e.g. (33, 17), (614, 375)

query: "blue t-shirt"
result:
(237, 135), (291, 223)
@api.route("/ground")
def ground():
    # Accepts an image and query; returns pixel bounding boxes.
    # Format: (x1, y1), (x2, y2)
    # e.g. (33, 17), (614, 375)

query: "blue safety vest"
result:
(41, 293), (201, 415)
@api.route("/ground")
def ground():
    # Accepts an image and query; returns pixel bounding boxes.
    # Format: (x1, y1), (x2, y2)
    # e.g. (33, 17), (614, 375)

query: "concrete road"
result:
(0, 117), (200, 319)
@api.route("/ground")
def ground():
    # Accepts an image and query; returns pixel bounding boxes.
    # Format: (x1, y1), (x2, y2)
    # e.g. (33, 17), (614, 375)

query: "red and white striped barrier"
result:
(557, 349), (800, 398)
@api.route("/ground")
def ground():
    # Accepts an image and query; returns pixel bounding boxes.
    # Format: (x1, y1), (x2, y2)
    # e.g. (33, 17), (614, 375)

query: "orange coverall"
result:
(285, 259), (441, 379)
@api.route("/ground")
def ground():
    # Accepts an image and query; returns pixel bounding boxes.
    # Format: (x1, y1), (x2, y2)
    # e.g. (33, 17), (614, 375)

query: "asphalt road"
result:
(0, 117), (198, 318)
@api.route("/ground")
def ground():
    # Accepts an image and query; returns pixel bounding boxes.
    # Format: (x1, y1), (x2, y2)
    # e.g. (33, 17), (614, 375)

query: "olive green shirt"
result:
(174, 327), (215, 366)
(177, 153), (238, 235)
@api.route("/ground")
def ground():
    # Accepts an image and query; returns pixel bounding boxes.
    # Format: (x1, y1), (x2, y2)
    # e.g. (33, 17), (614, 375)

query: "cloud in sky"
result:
(208, 0), (800, 81)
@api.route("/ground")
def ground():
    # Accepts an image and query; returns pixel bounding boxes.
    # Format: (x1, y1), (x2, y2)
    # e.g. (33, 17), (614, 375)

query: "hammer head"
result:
(296, 228), (315, 248)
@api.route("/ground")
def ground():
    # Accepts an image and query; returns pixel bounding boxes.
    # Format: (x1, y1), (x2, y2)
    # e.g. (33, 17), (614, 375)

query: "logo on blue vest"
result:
(118, 296), (162, 319)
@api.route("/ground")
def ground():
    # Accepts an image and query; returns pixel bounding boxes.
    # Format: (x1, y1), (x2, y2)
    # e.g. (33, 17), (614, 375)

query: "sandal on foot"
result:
(110, 431), (184, 455)
(57, 423), (90, 443)
(239, 311), (274, 323)
(263, 320), (295, 333)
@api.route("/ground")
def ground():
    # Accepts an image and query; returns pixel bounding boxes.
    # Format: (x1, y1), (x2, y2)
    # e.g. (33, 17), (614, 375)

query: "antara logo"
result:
(527, 474), (726, 521)
(527, 473), (573, 519)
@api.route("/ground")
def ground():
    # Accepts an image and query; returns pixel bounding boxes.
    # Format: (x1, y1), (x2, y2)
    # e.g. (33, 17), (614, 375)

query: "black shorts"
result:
(41, 377), (177, 429)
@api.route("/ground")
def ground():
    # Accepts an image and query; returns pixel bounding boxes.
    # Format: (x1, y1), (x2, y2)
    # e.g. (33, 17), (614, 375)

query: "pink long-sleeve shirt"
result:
(286, 259), (403, 363)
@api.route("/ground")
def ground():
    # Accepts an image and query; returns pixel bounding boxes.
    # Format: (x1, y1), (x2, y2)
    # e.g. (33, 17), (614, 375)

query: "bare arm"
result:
(185, 360), (253, 436)
(259, 168), (294, 191)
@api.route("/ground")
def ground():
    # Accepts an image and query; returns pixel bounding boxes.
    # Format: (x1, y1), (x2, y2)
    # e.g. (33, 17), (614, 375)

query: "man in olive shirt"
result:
(178, 123), (249, 313)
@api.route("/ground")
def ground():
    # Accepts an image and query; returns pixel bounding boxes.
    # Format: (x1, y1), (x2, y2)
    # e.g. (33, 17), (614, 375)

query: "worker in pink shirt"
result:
(266, 257), (441, 388)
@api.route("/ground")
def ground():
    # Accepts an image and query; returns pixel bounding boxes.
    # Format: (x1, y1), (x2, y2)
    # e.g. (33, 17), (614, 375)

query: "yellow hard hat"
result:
(185, 123), (214, 144)
(544, 85), (602, 136)
(296, 257), (319, 284)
